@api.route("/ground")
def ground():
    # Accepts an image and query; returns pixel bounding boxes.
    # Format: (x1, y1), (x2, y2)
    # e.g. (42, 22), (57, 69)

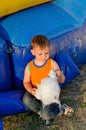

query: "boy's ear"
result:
(31, 49), (35, 55)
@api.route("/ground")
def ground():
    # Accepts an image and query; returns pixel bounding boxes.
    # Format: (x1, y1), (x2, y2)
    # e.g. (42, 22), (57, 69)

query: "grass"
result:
(2, 65), (86, 130)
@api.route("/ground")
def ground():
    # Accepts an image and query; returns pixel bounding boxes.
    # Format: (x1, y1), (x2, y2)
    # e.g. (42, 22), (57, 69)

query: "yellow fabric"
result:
(29, 58), (52, 88)
(0, 0), (52, 17)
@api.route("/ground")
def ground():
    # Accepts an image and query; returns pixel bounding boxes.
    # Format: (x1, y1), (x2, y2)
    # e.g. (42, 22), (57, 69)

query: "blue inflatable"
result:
(0, 119), (3, 130)
(0, 37), (12, 91)
(0, 90), (27, 117)
(0, 0), (86, 129)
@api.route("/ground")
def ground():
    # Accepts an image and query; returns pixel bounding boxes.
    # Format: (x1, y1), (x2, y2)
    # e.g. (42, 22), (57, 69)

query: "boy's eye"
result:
(45, 52), (49, 55)
(39, 53), (42, 56)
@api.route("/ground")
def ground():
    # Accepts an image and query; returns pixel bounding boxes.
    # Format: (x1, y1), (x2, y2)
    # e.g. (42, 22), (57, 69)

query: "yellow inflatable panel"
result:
(0, 0), (52, 17)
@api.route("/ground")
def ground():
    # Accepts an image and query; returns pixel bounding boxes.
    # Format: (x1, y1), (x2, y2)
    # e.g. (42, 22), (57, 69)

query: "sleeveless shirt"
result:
(28, 58), (53, 87)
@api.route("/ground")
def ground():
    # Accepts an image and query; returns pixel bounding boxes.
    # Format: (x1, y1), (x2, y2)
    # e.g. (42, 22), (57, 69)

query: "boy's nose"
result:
(42, 54), (46, 59)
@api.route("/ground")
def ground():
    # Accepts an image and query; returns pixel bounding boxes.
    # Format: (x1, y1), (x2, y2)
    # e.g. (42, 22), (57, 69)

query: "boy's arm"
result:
(52, 60), (65, 83)
(23, 65), (36, 95)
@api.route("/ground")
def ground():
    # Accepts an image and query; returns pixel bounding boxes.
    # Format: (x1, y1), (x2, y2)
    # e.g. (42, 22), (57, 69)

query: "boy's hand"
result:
(31, 88), (37, 96)
(55, 69), (62, 78)
(55, 69), (65, 83)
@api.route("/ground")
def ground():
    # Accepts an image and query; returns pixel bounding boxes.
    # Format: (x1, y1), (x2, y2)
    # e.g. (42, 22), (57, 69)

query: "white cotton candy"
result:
(48, 70), (57, 78)
(35, 70), (61, 107)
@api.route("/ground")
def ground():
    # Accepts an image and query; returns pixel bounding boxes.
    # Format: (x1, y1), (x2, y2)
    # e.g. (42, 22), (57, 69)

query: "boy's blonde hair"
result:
(31, 35), (50, 49)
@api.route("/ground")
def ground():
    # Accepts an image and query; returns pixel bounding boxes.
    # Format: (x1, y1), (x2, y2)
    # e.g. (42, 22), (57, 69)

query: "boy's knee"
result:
(23, 92), (42, 113)
(23, 92), (31, 105)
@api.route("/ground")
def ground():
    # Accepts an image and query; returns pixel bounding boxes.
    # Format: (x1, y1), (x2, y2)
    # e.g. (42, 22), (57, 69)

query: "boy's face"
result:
(31, 46), (50, 62)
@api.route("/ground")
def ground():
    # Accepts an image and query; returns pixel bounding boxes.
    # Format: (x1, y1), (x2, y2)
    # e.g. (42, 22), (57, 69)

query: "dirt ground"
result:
(3, 64), (86, 130)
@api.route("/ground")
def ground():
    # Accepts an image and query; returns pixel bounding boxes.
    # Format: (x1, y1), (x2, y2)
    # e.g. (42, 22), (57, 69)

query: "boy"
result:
(23, 35), (65, 124)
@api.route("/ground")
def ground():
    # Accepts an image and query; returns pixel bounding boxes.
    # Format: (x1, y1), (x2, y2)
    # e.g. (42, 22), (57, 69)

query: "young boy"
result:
(23, 35), (65, 123)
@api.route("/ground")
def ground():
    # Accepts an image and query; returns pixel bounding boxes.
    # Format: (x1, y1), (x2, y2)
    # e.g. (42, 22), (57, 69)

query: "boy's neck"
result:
(33, 59), (48, 66)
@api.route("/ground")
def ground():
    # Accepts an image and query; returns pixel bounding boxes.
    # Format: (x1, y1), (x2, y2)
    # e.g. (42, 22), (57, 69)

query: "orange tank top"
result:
(28, 58), (53, 88)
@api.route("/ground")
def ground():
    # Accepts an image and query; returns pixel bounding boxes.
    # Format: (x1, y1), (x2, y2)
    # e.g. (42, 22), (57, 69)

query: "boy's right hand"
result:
(31, 88), (37, 96)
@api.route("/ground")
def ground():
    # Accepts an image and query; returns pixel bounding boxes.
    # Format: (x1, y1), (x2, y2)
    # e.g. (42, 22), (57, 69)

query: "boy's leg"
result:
(23, 92), (42, 114)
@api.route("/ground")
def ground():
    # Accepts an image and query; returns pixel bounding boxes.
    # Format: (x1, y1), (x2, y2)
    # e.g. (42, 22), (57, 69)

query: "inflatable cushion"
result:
(0, 37), (12, 91)
(55, 50), (80, 87)
(0, 90), (27, 116)
(0, 119), (3, 130)
(0, 0), (52, 17)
